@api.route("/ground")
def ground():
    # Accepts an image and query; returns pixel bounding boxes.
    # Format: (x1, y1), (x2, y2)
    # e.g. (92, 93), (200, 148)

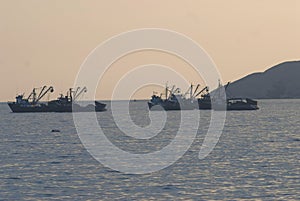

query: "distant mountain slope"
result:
(226, 61), (300, 99)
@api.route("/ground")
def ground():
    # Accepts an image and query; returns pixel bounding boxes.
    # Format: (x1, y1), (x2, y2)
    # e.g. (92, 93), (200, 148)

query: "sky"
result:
(1, 0), (300, 101)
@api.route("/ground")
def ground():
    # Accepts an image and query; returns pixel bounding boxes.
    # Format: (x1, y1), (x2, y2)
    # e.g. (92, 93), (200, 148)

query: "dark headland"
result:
(226, 61), (300, 99)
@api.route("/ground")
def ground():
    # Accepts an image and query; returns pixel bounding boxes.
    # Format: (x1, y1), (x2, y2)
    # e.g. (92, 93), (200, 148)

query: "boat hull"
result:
(148, 100), (197, 111)
(213, 98), (259, 111)
(197, 99), (212, 110)
(227, 104), (259, 111)
(8, 103), (51, 113)
(7, 102), (106, 113)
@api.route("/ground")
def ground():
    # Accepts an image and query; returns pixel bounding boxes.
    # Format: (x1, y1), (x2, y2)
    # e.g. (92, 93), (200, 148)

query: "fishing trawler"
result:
(148, 83), (208, 110)
(48, 87), (106, 112)
(8, 86), (106, 113)
(211, 81), (259, 111)
(8, 86), (54, 112)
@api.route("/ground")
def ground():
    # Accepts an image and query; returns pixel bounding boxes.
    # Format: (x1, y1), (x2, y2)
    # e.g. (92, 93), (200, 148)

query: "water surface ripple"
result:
(0, 100), (299, 200)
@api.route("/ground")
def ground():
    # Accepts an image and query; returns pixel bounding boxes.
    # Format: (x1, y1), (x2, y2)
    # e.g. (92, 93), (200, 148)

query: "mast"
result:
(190, 83), (193, 99)
(218, 79), (221, 88)
(225, 82), (231, 90)
(69, 88), (73, 102)
(33, 88), (37, 103)
(27, 88), (35, 101)
(37, 86), (47, 101)
(165, 83), (168, 100)
(27, 88), (37, 103)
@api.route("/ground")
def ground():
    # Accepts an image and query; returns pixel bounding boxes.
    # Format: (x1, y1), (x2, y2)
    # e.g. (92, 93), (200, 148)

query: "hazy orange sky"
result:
(1, 0), (300, 101)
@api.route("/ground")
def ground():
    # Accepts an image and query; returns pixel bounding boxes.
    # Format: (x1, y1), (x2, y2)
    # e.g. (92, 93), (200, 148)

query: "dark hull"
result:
(227, 104), (259, 111)
(8, 102), (106, 113)
(213, 99), (259, 111)
(197, 99), (211, 110)
(148, 101), (197, 111)
(8, 103), (51, 113)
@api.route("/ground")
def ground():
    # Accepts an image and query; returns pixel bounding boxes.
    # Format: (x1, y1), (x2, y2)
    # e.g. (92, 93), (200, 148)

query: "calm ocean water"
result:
(0, 100), (299, 200)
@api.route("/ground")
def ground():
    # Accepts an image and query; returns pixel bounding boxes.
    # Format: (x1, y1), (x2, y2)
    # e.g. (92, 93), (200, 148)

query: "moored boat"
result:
(8, 86), (106, 113)
(47, 87), (106, 112)
(211, 81), (259, 111)
(8, 86), (54, 113)
(148, 83), (206, 110)
(226, 98), (259, 110)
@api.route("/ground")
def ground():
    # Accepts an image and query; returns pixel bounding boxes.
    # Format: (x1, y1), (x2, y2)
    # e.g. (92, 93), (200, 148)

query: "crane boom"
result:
(37, 86), (47, 101)
(34, 86), (54, 103)
(73, 87), (81, 99)
(192, 84), (201, 97)
(194, 86), (209, 98)
(170, 85), (175, 93)
(74, 87), (87, 101)
(27, 88), (36, 101)
(225, 82), (231, 90)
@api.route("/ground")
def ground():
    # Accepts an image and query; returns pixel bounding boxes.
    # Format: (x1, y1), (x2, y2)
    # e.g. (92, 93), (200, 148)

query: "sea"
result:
(0, 100), (299, 200)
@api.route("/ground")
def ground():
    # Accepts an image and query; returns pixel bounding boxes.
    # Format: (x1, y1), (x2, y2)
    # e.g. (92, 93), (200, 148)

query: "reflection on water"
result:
(0, 100), (299, 200)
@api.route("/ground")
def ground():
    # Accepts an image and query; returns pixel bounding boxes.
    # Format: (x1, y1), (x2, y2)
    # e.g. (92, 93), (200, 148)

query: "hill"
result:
(226, 61), (300, 99)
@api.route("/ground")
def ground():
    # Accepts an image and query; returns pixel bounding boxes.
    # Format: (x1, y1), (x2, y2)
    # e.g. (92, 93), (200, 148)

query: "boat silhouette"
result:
(8, 86), (106, 113)
(148, 83), (209, 110)
(211, 81), (259, 111)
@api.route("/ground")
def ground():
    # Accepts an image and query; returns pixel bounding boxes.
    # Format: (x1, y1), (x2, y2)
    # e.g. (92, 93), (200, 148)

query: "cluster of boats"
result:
(147, 82), (259, 111)
(7, 81), (258, 113)
(8, 86), (106, 113)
